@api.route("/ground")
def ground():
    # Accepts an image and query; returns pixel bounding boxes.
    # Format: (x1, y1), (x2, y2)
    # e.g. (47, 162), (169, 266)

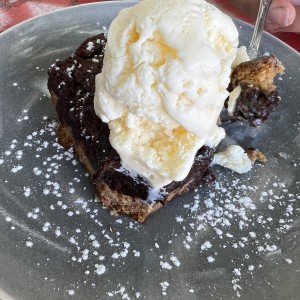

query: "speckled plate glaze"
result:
(0, 2), (300, 299)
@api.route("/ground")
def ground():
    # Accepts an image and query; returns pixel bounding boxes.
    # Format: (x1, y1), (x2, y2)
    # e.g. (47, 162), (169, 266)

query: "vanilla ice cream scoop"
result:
(94, 0), (239, 187)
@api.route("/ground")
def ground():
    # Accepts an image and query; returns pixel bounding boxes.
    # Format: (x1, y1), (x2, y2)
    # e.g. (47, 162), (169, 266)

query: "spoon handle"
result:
(248, 0), (273, 59)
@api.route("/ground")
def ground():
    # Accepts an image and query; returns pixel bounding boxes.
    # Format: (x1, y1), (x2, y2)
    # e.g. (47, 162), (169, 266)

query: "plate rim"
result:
(0, 1), (138, 37)
(1, 0), (299, 57)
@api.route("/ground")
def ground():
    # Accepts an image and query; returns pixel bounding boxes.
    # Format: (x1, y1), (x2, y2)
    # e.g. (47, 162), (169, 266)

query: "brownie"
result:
(48, 34), (284, 221)
(227, 56), (285, 127)
(48, 34), (215, 222)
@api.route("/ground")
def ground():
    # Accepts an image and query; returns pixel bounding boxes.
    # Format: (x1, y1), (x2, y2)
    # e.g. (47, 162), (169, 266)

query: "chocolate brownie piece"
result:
(48, 34), (215, 222)
(228, 56), (284, 127)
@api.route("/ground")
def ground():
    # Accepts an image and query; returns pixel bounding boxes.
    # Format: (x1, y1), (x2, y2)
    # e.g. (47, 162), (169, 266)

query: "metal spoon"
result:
(248, 0), (273, 60)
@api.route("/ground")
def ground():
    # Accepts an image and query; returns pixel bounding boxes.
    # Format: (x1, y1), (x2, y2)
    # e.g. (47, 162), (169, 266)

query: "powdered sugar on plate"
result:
(0, 91), (299, 299)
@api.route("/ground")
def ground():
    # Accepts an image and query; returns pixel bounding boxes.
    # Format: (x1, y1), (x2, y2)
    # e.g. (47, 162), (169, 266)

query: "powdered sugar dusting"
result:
(1, 71), (299, 299)
(26, 240), (33, 248)
(1, 114), (299, 298)
(160, 281), (170, 296)
(95, 264), (106, 275)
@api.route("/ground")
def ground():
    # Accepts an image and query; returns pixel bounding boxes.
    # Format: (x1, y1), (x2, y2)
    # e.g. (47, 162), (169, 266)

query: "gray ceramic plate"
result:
(0, 2), (300, 299)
